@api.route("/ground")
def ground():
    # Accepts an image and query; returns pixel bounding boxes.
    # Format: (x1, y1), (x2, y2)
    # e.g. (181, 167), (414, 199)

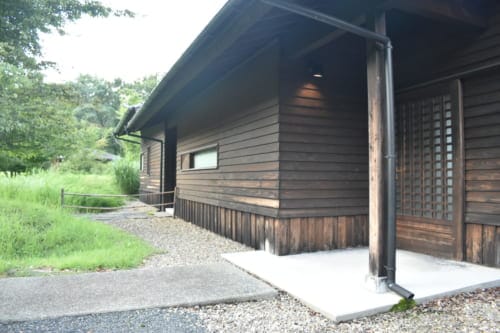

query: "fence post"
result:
(60, 188), (65, 208)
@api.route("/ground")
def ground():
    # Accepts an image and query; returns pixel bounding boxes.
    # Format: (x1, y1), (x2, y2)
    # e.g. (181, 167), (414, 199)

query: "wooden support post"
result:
(164, 126), (177, 209)
(173, 187), (178, 219)
(366, 11), (388, 287)
(60, 188), (65, 208)
(450, 79), (465, 261)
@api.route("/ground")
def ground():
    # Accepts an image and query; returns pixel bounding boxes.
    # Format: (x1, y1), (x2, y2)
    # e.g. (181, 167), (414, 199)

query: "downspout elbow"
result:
(388, 282), (414, 300)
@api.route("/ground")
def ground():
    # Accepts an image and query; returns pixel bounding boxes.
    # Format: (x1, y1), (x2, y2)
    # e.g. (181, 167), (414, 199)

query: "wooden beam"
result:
(290, 15), (366, 59)
(367, 11), (388, 279)
(381, 0), (486, 27)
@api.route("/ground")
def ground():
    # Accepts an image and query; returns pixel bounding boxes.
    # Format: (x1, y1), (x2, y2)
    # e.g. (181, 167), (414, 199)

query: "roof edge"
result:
(124, 0), (242, 132)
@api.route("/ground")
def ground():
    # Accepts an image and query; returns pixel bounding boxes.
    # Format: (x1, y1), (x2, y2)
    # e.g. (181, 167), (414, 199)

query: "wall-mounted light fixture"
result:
(309, 63), (324, 78)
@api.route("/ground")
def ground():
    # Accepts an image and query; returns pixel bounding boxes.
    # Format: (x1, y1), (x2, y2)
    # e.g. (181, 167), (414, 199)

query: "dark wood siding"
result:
(174, 44), (281, 217)
(175, 198), (367, 255)
(457, 9), (500, 266)
(463, 70), (500, 227)
(392, 6), (500, 266)
(177, 101), (280, 216)
(278, 67), (369, 218)
(461, 69), (500, 266)
(436, 7), (500, 77)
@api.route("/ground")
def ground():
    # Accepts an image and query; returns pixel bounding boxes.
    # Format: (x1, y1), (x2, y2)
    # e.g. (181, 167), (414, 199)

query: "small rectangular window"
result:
(180, 145), (218, 171)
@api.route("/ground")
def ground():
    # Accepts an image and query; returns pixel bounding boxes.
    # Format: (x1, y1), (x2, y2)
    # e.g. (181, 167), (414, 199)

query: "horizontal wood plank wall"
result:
(434, 7), (500, 78)
(462, 69), (500, 267)
(463, 71), (500, 227)
(176, 100), (280, 217)
(176, 198), (368, 255)
(395, 7), (500, 266)
(174, 44), (281, 217)
(396, 216), (454, 259)
(278, 68), (369, 218)
(140, 124), (164, 205)
(452, 9), (500, 267)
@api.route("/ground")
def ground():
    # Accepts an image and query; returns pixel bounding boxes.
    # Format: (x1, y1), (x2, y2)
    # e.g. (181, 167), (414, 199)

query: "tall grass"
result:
(0, 199), (155, 274)
(0, 171), (124, 209)
(0, 170), (156, 275)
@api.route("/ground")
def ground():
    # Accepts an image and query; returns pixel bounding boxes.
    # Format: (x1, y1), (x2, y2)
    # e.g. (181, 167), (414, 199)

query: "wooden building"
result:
(115, 0), (499, 268)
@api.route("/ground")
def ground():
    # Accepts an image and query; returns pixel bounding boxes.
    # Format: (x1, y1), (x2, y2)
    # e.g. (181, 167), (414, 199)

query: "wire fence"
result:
(60, 188), (176, 214)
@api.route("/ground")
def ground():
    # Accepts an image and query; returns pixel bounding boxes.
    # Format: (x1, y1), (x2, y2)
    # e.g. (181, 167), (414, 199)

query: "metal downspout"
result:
(384, 43), (414, 299)
(260, 0), (413, 299)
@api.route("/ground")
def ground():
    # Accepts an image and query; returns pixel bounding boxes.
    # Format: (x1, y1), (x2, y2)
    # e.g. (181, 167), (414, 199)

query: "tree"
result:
(0, 0), (133, 69)
(0, 62), (79, 167)
(73, 75), (121, 128)
(71, 75), (123, 154)
(116, 75), (160, 157)
(118, 75), (159, 107)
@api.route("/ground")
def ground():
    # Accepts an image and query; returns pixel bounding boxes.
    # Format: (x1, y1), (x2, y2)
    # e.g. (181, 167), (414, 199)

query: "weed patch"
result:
(390, 298), (417, 312)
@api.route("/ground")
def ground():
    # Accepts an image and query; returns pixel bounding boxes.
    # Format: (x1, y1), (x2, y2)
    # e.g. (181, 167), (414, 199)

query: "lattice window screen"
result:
(396, 94), (453, 221)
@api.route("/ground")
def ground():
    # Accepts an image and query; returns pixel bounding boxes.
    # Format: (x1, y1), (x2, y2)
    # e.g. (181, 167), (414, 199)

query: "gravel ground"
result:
(96, 210), (252, 268)
(2, 208), (498, 332)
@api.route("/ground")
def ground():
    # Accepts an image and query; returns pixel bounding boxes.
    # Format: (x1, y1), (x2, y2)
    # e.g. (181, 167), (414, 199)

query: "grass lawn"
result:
(0, 172), (155, 276)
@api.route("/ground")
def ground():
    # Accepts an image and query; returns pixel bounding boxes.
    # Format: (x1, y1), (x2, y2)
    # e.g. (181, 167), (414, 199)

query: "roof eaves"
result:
(125, 0), (244, 132)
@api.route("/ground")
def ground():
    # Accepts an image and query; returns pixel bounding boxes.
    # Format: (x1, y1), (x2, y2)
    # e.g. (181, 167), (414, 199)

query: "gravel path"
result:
(2, 207), (498, 332)
(96, 210), (252, 268)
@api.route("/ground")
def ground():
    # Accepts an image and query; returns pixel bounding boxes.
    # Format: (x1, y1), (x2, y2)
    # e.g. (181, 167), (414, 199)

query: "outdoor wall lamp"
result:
(309, 63), (324, 78)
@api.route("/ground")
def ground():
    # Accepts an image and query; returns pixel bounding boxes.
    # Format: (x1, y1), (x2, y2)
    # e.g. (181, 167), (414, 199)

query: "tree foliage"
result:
(118, 75), (159, 107)
(0, 1), (157, 174)
(117, 75), (160, 157)
(0, 62), (79, 167)
(0, 0), (133, 69)
(73, 75), (121, 128)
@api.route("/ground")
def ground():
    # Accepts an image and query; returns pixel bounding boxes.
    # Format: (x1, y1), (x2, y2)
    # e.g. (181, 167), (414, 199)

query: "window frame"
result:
(146, 146), (151, 176)
(179, 144), (219, 172)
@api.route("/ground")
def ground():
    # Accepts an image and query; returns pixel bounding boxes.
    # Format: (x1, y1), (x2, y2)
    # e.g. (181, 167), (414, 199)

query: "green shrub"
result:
(113, 159), (139, 194)
(0, 152), (27, 176)
(58, 150), (111, 174)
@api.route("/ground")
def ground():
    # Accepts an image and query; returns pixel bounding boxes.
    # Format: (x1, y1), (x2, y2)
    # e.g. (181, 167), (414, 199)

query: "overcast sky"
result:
(40, 0), (227, 83)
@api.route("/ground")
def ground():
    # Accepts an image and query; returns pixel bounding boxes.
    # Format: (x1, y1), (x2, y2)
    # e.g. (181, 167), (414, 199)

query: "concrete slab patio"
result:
(223, 248), (500, 322)
(0, 262), (276, 322)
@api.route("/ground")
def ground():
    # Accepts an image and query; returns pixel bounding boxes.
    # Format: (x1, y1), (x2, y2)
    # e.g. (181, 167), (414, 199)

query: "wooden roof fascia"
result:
(127, 0), (273, 132)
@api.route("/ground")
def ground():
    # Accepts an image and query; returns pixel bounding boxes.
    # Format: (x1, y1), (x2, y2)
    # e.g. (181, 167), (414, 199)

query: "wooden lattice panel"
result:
(396, 94), (454, 221)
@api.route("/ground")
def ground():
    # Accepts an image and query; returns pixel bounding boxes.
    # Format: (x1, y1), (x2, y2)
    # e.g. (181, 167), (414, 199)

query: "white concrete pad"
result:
(223, 248), (500, 322)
